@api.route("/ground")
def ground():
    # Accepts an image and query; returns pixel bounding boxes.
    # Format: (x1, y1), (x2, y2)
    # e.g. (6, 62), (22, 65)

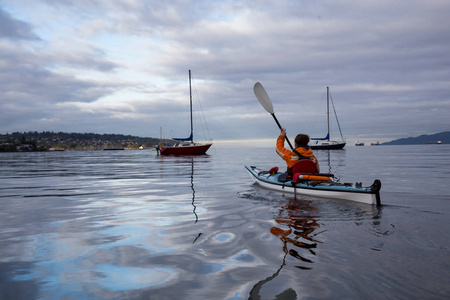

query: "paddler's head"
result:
(295, 134), (310, 148)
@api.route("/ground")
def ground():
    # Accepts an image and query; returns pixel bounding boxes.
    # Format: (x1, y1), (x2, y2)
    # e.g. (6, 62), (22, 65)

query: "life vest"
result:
(276, 135), (319, 170)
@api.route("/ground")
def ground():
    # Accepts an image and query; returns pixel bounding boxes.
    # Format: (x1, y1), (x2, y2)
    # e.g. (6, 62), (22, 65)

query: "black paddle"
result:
(253, 82), (294, 150)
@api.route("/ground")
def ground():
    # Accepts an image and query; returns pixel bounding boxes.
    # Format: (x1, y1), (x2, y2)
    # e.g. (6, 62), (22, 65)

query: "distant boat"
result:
(426, 141), (442, 144)
(310, 87), (346, 150)
(371, 141), (381, 146)
(355, 141), (364, 146)
(159, 70), (212, 155)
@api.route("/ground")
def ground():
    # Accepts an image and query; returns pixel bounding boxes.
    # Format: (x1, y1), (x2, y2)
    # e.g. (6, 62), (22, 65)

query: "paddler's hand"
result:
(280, 128), (286, 137)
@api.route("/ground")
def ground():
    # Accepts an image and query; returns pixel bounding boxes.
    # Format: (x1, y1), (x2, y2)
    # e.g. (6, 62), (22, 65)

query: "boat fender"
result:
(269, 167), (279, 175)
(292, 174), (331, 184)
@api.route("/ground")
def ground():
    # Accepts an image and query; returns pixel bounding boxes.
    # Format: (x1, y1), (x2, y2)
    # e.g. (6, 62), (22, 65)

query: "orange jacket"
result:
(276, 135), (319, 170)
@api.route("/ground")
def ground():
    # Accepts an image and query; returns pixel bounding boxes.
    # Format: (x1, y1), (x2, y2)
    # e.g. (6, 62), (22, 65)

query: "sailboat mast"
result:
(189, 70), (193, 142)
(327, 86), (330, 141)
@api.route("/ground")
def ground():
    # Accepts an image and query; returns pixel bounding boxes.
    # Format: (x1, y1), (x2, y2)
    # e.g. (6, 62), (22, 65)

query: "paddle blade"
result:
(254, 82), (274, 114)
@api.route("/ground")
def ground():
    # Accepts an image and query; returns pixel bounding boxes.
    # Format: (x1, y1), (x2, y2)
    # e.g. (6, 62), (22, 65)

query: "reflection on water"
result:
(0, 151), (218, 298)
(249, 198), (322, 299)
(249, 195), (383, 300)
(189, 157), (204, 244)
(190, 158), (198, 223)
(316, 149), (346, 176)
(157, 154), (209, 246)
(270, 199), (323, 270)
(325, 149), (332, 174)
(1, 147), (449, 299)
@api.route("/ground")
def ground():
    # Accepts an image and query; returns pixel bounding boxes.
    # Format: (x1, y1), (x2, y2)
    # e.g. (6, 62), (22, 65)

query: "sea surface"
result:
(0, 145), (449, 300)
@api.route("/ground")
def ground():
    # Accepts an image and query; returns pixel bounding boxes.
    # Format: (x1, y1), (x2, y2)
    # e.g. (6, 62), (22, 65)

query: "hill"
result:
(382, 131), (450, 145)
(0, 131), (175, 152)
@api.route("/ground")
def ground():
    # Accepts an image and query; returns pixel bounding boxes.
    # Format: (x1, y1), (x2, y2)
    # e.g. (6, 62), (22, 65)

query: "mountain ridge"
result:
(382, 131), (449, 145)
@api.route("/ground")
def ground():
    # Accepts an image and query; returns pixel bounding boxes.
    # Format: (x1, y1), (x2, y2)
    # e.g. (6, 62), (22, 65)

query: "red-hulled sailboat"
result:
(159, 70), (212, 155)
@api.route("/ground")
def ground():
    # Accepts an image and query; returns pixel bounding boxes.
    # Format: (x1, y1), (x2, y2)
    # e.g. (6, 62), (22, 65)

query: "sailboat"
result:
(159, 70), (212, 155)
(310, 87), (346, 150)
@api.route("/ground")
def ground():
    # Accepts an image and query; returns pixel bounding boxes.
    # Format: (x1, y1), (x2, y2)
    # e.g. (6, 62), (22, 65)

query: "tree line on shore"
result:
(0, 131), (175, 152)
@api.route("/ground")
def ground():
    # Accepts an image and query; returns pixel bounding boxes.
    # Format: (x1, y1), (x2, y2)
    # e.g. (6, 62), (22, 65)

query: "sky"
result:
(1, 0), (449, 147)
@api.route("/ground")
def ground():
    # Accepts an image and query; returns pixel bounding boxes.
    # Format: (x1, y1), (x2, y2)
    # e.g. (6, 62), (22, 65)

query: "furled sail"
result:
(311, 133), (329, 141)
(173, 132), (193, 142)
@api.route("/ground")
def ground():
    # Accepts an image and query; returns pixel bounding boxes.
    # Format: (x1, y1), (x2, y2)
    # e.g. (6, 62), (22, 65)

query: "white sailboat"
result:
(310, 87), (346, 150)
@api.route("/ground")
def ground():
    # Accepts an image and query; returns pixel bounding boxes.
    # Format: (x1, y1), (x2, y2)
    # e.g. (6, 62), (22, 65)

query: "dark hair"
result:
(295, 134), (310, 146)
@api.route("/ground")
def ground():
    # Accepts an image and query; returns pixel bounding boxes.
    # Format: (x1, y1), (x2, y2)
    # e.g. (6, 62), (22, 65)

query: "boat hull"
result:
(245, 165), (381, 205)
(310, 142), (346, 150)
(160, 143), (212, 155)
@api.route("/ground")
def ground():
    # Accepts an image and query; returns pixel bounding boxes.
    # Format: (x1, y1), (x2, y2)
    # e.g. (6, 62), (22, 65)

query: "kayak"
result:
(245, 165), (381, 205)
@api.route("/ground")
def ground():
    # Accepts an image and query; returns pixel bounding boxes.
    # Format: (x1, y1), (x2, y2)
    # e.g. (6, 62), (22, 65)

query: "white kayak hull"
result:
(245, 165), (381, 205)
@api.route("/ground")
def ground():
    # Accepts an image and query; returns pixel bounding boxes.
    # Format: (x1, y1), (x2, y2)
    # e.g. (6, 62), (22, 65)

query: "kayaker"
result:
(276, 128), (320, 177)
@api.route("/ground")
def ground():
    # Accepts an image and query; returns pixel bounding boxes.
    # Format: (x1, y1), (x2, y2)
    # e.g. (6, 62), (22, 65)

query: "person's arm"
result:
(276, 128), (291, 161)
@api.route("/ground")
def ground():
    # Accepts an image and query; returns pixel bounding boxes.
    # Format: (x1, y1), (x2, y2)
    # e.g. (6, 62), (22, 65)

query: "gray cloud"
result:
(0, 7), (40, 40)
(0, 0), (449, 144)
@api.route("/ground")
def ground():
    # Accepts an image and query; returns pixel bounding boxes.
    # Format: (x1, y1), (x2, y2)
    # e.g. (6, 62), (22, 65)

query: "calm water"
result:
(0, 145), (449, 299)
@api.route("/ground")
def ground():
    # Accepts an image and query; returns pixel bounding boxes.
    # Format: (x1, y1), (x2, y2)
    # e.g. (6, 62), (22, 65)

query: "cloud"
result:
(0, 7), (40, 40)
(0, 0), (449, 144)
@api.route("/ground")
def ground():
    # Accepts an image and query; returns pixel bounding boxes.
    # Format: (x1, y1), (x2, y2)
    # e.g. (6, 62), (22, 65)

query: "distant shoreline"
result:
(0, 131), (174, 152)
(381, 131), (448, 145)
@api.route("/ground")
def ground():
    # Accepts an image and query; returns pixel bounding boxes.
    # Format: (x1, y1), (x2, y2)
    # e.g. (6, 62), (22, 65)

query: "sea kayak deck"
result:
(245, 165), (381, 205)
